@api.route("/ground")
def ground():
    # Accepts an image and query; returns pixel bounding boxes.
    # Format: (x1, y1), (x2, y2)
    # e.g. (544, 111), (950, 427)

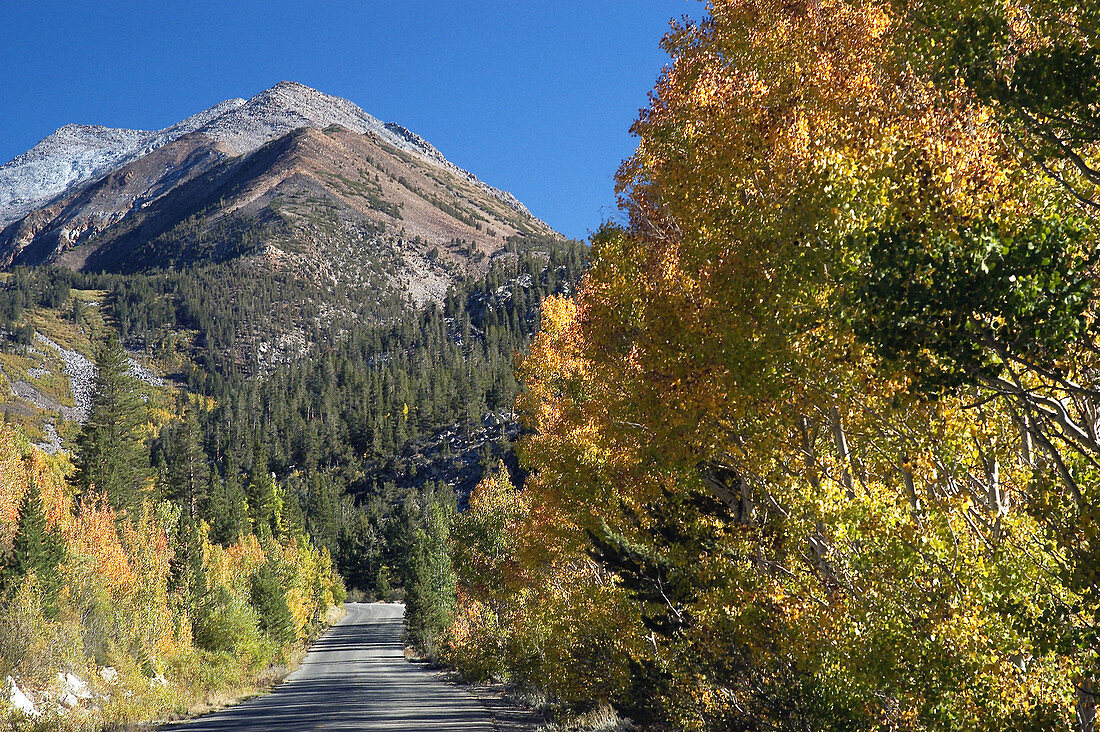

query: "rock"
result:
(7, 676), (37, 717)
(35, 333), (94, 422)
(58, 671), (92, 701)
(0, 100), (247, 230)
(99, 667), (118, 683)
(60, 691), (80, 709)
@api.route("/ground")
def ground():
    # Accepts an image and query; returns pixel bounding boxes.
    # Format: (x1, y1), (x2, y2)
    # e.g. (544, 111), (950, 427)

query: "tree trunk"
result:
(829, 405), (855, 499)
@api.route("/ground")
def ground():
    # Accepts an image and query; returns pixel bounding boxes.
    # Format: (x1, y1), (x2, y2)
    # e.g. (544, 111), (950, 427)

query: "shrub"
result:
(249, 562), (295, 644)
(193, 584), (265, 658)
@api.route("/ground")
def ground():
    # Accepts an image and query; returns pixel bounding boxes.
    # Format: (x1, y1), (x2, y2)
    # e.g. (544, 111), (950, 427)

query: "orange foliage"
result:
(0, 424), (74, 545)
(66, 493), (134, 591)
(453, 1), (1087, 727)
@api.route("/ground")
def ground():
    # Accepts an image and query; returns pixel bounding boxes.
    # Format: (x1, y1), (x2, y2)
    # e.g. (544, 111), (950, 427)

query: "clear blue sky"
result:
(0, 1), (702, 240)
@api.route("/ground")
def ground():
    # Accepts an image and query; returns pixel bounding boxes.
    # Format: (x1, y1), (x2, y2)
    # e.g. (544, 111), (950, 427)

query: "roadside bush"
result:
(0, 421), (347, 729)
(249, 562), (295, 644)
(193, 584), (265, 657)
(0, 574), (81, 683)
(444, 594), (506, 682)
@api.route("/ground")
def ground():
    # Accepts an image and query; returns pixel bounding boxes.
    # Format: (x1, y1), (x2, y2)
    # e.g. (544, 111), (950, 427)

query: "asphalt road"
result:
(167, 602), (494, 731)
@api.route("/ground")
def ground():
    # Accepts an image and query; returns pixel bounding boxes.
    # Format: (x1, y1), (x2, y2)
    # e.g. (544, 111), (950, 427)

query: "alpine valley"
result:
(0, 81), (586, 600)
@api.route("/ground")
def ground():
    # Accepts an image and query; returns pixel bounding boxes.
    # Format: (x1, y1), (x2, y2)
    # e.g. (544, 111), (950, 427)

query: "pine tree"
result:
(4, 480), (65, 617)
(166, 406), (210, 517)
(205, 474), (232, 545)
(306, 473), (339, 555)
(207, 469), (250, 546)
(279, 485), (306, 538)
(167, 510), (206, 610)
(74, 333), (148, 515)
(249, 559), (295, 643)
(247, 455), (278, 539)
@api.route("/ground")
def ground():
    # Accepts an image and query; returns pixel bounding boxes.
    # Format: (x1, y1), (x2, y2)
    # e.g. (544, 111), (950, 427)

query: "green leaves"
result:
(905, 0), (1100, 205)
(852, 218), (1095, 392)
(249, 559), (295, 645)
(403, 498), (456, 659)
(3, 480), (65, 618)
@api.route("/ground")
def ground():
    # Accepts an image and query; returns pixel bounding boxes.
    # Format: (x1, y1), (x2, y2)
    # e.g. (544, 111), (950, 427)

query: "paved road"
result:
(168, 602), (494, 731)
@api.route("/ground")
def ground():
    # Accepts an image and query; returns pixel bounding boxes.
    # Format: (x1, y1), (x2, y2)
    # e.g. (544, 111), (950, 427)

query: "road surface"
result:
(168, 602), (494, 731)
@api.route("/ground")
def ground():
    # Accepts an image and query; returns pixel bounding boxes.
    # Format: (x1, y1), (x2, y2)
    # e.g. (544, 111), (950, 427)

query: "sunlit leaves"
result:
(446, 0), (1100, 727)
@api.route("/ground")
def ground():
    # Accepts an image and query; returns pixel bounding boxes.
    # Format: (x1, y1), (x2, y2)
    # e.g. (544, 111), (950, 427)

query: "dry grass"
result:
(538, 705), (636, 732)
(174, 648), (308, 720)
(28, 291), (107, 356)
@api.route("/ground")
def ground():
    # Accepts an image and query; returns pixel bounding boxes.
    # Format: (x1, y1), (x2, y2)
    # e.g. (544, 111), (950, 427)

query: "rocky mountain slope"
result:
(0, 98), (247, 229)
(0, 82), (553, 302)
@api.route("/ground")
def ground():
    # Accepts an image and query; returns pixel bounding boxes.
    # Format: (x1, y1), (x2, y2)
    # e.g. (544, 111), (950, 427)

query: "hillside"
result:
(0, 82), (565, 380)
(0, 81), (587, 617)
(0, 79), (587, 731)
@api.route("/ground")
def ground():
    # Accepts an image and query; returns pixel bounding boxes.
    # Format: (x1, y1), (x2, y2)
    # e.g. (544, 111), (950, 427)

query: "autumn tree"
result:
(900, 0), (1100, 208)
(445, 0), (1097, 728)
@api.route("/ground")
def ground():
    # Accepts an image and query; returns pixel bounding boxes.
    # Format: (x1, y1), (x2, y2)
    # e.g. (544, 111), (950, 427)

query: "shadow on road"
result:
(164, 603), (493, 731)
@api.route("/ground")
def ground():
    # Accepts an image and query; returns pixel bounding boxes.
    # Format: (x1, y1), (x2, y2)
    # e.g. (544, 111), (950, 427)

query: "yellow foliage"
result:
(450, 1), (1095, 728)
(0, 420), (345, 729)
(0, 423), (74, 546)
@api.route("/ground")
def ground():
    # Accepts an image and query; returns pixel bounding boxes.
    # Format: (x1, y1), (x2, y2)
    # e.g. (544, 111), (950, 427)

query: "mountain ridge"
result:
(0, 81), (557, 297)
(0, 81), (533, 233)
(0, 98), (248, 228)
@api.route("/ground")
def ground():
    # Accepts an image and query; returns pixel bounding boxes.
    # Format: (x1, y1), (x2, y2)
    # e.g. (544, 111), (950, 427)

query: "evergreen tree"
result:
(167, 510), (207, 611)
(403, 498), (456, 658)
(207, 469), (250, 546)
(278, 483), (306, 538)
(3, 480), (65, 617)
(205, 474), (230, 545)
(249, 560), (295, 643)
(306, 473), (340, 555)
(247, 456), (278, 539)
(165, 406), (210, 517)
(74, 333), (147, 515)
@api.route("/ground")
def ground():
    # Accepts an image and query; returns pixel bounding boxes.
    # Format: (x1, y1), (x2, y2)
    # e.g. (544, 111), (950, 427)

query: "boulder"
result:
(7, 676), (37, 717)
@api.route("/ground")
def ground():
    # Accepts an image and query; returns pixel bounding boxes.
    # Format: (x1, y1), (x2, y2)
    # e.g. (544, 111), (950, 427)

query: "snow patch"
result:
(0, 98), (246, 229)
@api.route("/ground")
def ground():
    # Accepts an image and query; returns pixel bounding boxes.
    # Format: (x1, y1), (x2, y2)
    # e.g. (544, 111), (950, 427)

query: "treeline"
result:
(0, 218), (585, 724)
(0, 267), (71, 347)
(0, 334), (344, 728)
(436, 1), (1100, 731)
(0, 236), (585, 599)
(185, 239), (584, 600)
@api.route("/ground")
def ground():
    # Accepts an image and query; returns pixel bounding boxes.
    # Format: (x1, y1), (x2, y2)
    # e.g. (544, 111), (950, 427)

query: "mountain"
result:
(0, 98), (247, 229)
(0, 82), (588, 648)
(0, 81), (554, 300)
